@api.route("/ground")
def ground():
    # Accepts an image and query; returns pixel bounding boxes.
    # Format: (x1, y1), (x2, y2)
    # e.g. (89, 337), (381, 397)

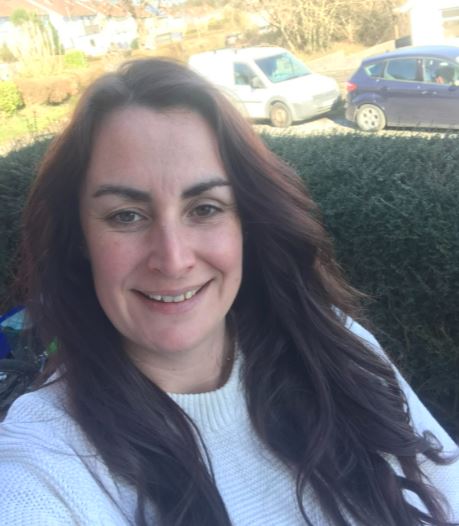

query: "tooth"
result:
(150, 294), (162, 301)
(163, 296), (174, 303)
(185, 290), (193, 300)
(173, 294), (185, 302)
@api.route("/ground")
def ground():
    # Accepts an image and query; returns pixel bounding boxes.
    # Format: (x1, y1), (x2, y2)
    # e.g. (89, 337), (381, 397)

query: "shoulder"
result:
(0, 382), (134, 525)
(1, 379), (89, 453)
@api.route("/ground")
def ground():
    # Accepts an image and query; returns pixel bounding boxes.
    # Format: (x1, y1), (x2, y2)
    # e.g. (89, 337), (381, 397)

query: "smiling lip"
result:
(135, 281), (210, 313)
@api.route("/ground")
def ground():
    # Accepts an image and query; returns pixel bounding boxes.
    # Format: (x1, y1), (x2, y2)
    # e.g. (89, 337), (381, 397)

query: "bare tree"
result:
(119, 0), (152, 48)
(244, 0), (402, 53)
(10, 9), (59, 60)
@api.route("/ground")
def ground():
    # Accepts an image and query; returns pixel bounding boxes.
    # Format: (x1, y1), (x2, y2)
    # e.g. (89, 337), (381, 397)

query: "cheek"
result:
(87, 236), (135, 291)
(209, 225), (243, 279)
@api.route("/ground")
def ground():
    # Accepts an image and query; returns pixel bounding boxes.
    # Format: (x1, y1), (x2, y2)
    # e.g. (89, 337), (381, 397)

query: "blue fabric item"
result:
(0, 307), (25, 359)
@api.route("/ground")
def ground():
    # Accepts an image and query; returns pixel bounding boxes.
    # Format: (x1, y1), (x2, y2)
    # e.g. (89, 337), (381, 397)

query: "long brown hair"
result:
(18, 58), (455, 525)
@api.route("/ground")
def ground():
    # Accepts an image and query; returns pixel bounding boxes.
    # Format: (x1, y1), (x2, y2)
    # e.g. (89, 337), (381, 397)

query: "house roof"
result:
(0, 0), (155, 19)
(86, 0), (128, 18)
(0, 0), (47, 17)
(29, 0), (96, 17)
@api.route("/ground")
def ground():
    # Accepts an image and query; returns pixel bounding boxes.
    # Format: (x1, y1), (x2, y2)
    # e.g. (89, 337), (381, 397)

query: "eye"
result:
(108, 210), (144, 224)
(191, 204), (222, 218)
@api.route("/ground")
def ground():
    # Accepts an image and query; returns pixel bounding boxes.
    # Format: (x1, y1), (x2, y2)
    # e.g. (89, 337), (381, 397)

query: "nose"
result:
(146, 222), (195, 278)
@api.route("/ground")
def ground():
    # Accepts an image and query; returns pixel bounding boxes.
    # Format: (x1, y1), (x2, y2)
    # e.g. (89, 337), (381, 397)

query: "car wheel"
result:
(270, 102), (292, 128)
(355, 104), (386, 132)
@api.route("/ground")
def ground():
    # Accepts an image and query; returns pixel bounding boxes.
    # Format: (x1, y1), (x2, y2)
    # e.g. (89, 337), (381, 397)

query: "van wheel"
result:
(355, 104), (386, 132)
(270, 102), (292, 128)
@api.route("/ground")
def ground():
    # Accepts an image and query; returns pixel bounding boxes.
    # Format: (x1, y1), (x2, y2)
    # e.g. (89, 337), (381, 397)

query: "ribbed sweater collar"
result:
(167, 355), (247, 432)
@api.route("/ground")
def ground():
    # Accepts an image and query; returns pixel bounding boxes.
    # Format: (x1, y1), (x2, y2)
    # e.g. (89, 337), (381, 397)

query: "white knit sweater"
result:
(0, 321), (458, 525)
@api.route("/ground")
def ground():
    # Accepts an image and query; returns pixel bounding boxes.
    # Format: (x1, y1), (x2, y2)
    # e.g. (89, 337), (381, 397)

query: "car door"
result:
(232, 62), (267, 119)
(419, 58), (459, 128)
(381, 58), (426, 127)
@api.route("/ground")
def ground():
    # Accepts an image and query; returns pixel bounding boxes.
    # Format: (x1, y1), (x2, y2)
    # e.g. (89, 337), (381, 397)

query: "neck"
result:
(126, 323), (235, 394)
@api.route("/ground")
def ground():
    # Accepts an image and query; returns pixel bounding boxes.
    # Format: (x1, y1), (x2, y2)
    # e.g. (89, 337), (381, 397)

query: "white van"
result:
(188, 47), (340, 127)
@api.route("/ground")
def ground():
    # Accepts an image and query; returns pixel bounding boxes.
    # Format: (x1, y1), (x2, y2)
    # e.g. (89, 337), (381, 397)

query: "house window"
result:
(441, 8), (459, 19)
(442, 7), (459, 39)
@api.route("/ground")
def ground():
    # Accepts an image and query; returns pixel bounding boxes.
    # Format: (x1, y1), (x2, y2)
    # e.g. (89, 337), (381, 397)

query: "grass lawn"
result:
(0, 101), (74, 153)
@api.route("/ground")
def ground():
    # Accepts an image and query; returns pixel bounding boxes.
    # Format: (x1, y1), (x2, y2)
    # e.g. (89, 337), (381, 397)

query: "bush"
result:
(0, 81), (24, 115)
(63, 50), (87, 69)
(0, 132), (458, 439)
(47, 76), (79, 105)
(16, 75), (79, 106)
(0, 140), (50, 309)
(207, 17), (224, 31)
(0, 44), (16, 63)
(262, 131), (459, 439)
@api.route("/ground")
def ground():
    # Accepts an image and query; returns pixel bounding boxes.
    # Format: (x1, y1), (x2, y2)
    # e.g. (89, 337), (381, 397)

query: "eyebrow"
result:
(181, 179), (230, 199)
(92, 179), (231, 202)
(92, 185), (150, 202)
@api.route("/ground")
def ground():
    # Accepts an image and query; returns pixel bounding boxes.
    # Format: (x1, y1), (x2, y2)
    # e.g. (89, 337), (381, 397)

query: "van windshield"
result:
(255, 52), (312, 83)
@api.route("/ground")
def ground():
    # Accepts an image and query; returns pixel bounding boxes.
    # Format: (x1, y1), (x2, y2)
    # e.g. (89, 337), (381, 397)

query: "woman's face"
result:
(79, 106), (243, 363)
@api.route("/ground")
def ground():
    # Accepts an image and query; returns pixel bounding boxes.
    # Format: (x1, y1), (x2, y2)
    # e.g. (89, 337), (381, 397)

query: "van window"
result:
(384, 58), (420, 81)
(234, 62), (257, 86)
(255, 52), (311, 83)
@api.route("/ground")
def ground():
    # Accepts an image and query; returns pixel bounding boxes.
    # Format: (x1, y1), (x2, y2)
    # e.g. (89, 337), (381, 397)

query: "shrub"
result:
(47, 76), (79, 105)
(262, 131), (459, 439)
(0, 140), (50, 309)
(0, 81), (24, 115)
(63, 50), (87, 69)
(207, 17), (224, 31)
(0, 44), (16, 63)
(16, 75), (79, 106)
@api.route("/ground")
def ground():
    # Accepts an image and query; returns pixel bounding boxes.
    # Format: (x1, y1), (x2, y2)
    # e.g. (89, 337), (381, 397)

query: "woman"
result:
(0, 58), (457, 526)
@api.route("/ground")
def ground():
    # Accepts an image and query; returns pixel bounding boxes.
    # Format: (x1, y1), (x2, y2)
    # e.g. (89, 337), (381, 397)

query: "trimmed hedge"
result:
(0, 140), (50, 305)
(1, 132), (458, 439)
(263, 132), (459, 439)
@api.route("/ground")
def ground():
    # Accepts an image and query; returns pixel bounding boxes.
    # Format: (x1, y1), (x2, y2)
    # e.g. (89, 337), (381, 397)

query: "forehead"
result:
(85, 105), (226, 192)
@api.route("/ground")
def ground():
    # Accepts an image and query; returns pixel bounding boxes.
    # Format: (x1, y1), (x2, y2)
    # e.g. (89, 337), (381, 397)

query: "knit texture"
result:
(0, 321), (458, 525)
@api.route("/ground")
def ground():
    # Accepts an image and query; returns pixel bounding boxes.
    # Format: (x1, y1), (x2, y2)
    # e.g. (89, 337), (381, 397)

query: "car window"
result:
(254, 52), (311, 83)
(423, 58), (459, 85)
(234, 63), (257, 86)
(385, 58), (420, 81)
(364, 61), (385, 78)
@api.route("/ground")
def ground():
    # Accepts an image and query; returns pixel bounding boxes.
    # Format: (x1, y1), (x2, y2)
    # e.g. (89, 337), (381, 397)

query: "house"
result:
(0, 0), (159, 58)
(87, 1), (137, 51)
(397, 0), (459, 46)
(0, 0), (48, 48)
(27, 0), (111, 55)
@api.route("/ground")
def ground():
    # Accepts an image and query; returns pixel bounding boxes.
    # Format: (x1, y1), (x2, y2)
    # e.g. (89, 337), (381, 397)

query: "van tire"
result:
(269, 102), (292, 128)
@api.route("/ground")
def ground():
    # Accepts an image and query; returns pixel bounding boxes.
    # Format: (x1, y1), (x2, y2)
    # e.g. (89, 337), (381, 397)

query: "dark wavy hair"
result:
(18, 58), (456, 526)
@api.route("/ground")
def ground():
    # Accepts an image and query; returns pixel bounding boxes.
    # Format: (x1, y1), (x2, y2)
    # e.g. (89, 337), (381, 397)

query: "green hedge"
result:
(0, 140), (50, 305)
(263, 132), (459, 439)
(1, 132), (458, 439)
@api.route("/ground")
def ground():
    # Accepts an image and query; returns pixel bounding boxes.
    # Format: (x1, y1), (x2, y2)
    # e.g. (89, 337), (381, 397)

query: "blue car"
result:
(345, 45), (459, 131)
